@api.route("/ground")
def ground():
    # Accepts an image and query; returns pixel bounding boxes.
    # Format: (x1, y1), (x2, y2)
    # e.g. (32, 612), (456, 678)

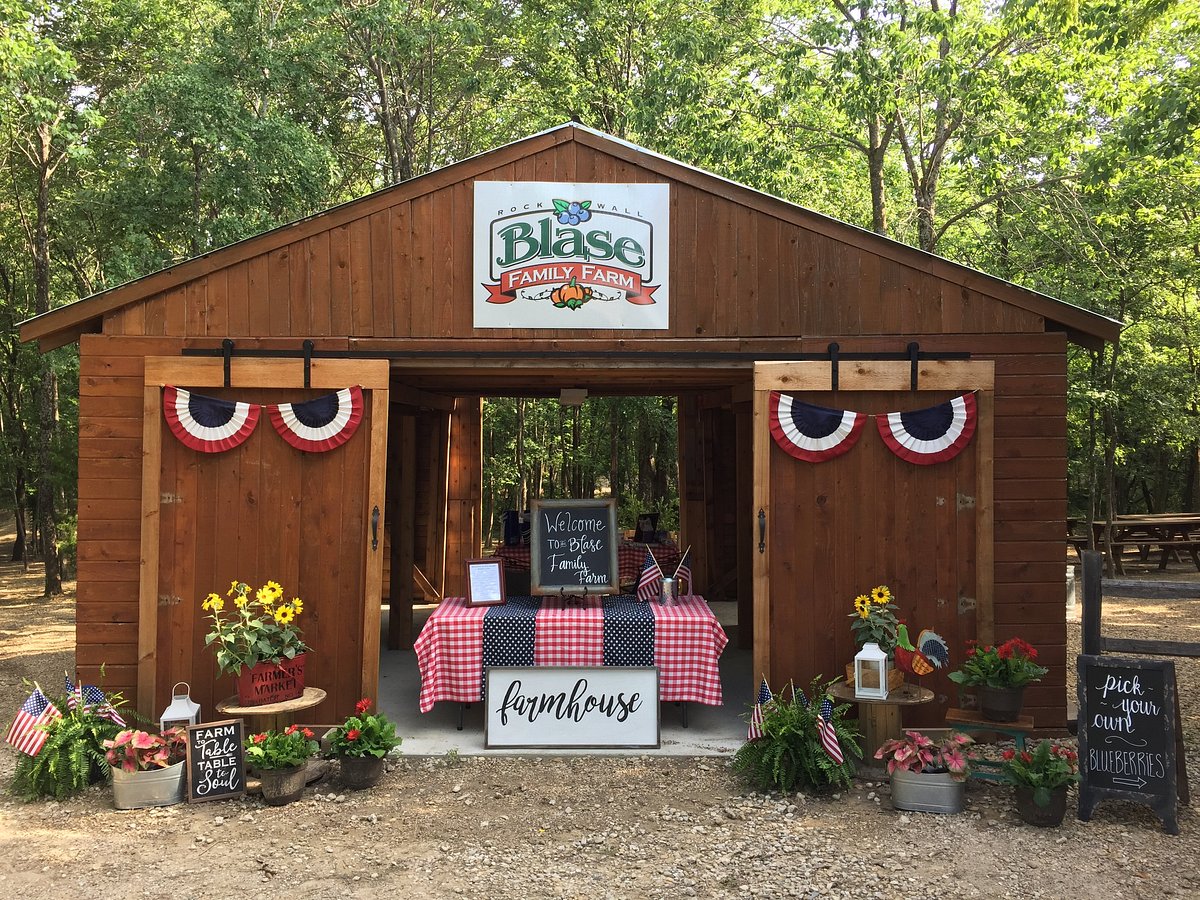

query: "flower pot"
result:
(111, 761), (185, 810)
(236, 653), (307, 706)
(258, 764), (308, 806)
(844, 662), (906, 692)
(890, 769), (967, 814)
(1014, 785), (1068, 827)
(979, 685), (1025, 722)
(338, 755), (386, 790)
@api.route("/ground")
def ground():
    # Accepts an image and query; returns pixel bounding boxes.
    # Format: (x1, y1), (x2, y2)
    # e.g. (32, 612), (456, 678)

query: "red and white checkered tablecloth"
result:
(413, 595), (727, 713)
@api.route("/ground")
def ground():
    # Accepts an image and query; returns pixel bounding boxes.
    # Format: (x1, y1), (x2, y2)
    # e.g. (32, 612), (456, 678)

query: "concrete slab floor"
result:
(375, 602), (751, 757)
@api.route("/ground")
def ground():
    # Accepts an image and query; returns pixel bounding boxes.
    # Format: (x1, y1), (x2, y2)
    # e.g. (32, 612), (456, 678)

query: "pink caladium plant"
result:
(875, 730), (974, 781)
(103, 727), (187, 773)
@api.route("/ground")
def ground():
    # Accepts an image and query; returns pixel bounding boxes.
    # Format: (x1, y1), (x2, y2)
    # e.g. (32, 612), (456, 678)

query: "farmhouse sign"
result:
(484, 666), (660, 749)
(186, 719), (246, 803)
(530, 499), (619, 595)
(473, 182), (669, 329)
(1077, 655), (1187, 834)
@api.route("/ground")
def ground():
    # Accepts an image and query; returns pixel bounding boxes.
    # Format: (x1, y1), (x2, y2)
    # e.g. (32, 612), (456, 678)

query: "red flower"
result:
(1001, 749), (1016, 761)
(285, 724), (298, 735)
(1020, 751), (1033, 764)
(355, 698), (372, 715)
(1066, 750), (1078, 761)
(251, 733), (267, 744)
(346, 728), (361, 741)
(302, 728), (315, 739)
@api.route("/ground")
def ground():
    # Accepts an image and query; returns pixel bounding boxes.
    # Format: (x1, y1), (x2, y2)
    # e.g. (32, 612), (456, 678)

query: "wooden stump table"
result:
(215, 687), (327, 734)
(828, 681), (934, 760)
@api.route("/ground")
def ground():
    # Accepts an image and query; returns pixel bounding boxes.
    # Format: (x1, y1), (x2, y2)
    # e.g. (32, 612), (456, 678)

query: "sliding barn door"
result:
(752, 361), (994, 726)
(139, 358), (389, 721)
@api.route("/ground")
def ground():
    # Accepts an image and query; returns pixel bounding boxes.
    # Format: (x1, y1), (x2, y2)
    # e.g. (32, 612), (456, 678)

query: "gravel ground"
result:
(0, 551), (1197, 899)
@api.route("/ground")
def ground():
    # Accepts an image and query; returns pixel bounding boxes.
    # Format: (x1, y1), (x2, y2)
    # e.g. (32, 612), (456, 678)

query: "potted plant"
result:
(875, 730), (973, 814)
(202, 579), (309, 706)
(244, 724), (319, 805)
(9, 687), (125, 801)
(1001, 740), (1079, 827)
(732, 678), (862, 794)
(846, 585), (904, 690)
(947, 637), (1048, 721)
(327, 697), (402, 789)
(103, 727), (188, 809)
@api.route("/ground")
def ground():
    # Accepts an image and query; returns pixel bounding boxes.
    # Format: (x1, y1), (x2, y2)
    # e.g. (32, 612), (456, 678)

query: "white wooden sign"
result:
(484, 666), (660, 749)
(473, 182), (670, 330)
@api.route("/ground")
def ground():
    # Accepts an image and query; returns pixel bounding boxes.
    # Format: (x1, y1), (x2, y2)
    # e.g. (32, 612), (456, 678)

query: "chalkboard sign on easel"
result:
(530, 499), (619, 595)
(1077, 655), (1188, 834)
(186, 719), (246, 803)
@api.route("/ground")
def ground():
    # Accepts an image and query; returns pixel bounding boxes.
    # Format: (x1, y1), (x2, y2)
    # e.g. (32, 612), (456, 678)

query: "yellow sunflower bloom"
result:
(227, 579), (242, 597)
(256, 586), (276, 607)
(854, 595), (871, 619)
(870, 585), (891, 605)
(203, 593), (225, 612)
(274, 605), (295, 625)
(264, 580), (283, 601)
(233, 592), (248, 608)
(292, 597), (304, 614)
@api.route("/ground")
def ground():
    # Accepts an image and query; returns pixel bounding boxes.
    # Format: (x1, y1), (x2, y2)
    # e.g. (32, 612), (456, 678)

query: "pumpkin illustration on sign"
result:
(551, 276), (593, 310)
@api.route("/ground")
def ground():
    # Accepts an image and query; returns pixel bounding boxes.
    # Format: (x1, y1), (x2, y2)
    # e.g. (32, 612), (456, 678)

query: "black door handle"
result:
(758, 507), (766, 554)
(371, 505), (380, 551)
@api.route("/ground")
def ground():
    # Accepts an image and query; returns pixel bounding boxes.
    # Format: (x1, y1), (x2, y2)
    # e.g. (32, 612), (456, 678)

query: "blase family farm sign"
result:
(473, 182), (670, 329)
(1077, 655), (1187, 834)
(529, 499), (619, 595)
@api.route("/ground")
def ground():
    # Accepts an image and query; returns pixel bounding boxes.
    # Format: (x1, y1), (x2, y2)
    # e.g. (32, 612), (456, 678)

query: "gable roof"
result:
(21, 122), (1121, 351)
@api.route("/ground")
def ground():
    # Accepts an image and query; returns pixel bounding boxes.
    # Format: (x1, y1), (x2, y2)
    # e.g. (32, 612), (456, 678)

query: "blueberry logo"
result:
(553, 198), (592, 226)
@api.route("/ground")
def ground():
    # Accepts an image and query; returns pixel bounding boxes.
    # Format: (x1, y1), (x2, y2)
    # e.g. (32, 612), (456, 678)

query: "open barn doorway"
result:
(376, 380), (752, 754)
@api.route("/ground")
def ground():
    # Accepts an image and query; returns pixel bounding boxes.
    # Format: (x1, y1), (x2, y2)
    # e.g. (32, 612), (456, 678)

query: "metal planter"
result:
(111, 761), (185, 810)
(890, 769), (966, 814)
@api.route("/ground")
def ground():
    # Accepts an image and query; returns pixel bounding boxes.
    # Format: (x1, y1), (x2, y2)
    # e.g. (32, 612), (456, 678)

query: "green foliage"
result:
(9, 701), (122, 801)
(731, 678), (861, 794)
(244, 725), (319, 770)
(328, 698), (401, 759)
(1001, 740), (1079, 807)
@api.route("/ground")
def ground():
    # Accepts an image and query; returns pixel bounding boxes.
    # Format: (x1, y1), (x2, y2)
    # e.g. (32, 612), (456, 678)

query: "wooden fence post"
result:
(1081, 550), (1104, 656)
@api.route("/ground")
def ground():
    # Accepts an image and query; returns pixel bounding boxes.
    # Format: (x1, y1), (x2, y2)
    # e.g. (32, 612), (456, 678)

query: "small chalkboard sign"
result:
(1077, 655), (1188, 834)
(530, 499), (619, 595)
(186, 719), (246, 803)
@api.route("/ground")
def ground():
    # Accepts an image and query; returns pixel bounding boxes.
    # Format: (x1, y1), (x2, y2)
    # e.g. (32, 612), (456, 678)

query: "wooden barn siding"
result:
(102, 144), (1046, 345)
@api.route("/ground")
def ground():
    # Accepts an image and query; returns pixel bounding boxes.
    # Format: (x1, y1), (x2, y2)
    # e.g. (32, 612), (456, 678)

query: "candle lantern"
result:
(854, 642), (890, 700)
(160, 681), (201, 731)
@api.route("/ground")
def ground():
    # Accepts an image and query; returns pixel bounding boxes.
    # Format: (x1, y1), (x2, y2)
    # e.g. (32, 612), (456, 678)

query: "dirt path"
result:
(0, 541), (1196, 898)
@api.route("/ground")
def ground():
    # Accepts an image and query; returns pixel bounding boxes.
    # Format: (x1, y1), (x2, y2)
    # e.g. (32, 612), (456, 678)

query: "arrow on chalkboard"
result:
(1112, 776), (1148, 789)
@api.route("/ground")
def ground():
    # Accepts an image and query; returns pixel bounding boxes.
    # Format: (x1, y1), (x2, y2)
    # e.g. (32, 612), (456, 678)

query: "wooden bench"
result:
(944, 708), (1037, 783)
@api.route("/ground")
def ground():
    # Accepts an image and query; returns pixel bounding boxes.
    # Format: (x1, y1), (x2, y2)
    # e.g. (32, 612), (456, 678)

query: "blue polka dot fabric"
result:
(481, 595), (540, 697)
(602, 594), (656, 667)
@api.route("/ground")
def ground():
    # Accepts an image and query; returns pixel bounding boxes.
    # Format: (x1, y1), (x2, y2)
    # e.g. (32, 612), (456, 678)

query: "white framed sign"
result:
(484, 666), (660, 749)
(474, 182), (670, 329)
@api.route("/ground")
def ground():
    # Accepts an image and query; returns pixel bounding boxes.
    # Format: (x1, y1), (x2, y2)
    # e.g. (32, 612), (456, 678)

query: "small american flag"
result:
(673, 548), (692, 595)
(6, 688), (62, 756)
(816, 695), (844, 764)
(65, 676), (126, 726)
(636, 548), (662, 603)
(747, 677), (772, 741)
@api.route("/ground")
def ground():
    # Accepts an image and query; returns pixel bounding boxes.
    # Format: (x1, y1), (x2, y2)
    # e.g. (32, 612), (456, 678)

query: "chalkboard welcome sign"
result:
(186, 719), (246, 803)
(1077, 655), (1187, 834)
(530, 499), (619, 595)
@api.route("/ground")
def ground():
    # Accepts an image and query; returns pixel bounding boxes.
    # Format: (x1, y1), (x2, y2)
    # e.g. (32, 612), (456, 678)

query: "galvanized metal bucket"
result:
(111, 761), (185, 810)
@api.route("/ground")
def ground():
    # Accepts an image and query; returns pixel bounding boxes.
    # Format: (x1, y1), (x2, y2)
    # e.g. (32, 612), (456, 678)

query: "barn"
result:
(21, 123), (1119, 730)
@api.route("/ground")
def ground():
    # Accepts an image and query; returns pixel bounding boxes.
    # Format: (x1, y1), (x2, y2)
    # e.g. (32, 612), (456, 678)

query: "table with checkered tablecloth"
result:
(413, 594), (727, 714)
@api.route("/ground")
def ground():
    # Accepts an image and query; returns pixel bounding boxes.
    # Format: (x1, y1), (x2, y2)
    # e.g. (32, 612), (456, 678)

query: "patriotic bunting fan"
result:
(268, 385), (364, 452)
(875, 392), (977, 466)
(163, 386), (260, 453)
(768, 392), (867, 463)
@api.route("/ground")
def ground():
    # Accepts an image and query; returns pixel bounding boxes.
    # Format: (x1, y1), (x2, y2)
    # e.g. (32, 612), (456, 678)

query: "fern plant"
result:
(9, 701), (124, 801)
(732, 678), (861, 794)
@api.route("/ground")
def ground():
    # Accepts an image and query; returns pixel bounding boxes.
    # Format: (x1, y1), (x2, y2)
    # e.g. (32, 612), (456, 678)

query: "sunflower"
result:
(263, 580), (283, 601)
(870, 585), (891, 605)
(227, 579), (244, 598)
(233, 592), (248, 609)
(202, 592), (224, 612)
(853, 595), (871, 618)
(292, 597), (304, 615)
(256, 586), (276, 607)
(274, 605), (296, 626)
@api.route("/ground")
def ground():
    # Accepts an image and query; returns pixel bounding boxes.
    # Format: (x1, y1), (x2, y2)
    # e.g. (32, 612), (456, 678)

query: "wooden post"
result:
(1081, 550), (1104, 656)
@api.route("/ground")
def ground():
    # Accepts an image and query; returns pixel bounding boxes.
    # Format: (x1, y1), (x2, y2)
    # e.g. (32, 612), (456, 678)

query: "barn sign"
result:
(473, 181), (669, 329)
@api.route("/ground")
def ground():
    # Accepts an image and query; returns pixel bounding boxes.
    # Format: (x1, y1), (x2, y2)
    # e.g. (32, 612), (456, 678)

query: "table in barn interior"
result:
(491, 540), (682, 588)
(413, 594), (727, 728)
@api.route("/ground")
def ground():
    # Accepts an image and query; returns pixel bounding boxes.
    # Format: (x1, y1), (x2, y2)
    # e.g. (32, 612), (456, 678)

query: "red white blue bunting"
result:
(768, 391), (868, 462)
(163, 386), (260, 453)
(267, 385), (364, 453)
(875, 392), (977, 465)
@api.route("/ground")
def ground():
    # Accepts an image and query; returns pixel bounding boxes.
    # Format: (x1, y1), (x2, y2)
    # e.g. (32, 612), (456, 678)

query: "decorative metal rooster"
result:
(894, 623), (951, 677)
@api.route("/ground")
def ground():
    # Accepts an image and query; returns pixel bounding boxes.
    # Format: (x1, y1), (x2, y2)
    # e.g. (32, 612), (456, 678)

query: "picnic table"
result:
(1069, 514), (1200, 574)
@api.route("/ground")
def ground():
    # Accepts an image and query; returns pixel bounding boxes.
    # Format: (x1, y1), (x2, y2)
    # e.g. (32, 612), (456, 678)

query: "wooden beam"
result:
(143, 357), (390, 389)
(751, 385), (771, 690)
(136, 383), (162, 719)
(754, 360), (995, 392)
(976, 387), (996, 647)
(389, 384), (455, 410)
(360, 385), (389, 702)
(388, 415), (417, 649)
